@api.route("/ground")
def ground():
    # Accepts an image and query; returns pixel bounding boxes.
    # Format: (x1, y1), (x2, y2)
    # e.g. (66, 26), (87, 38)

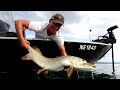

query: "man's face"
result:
(48, 20), (62, 34)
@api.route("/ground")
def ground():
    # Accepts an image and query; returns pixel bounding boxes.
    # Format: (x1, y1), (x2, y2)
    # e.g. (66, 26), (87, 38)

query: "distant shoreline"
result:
(97, 62), (120, 64)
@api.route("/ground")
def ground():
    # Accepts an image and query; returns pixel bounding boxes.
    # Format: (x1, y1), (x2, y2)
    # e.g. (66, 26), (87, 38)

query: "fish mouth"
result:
(83, 63), (96, 68)
(74, 67), (96, 72)
(74, 63), (96, 72)
(91, 64), (96, 68)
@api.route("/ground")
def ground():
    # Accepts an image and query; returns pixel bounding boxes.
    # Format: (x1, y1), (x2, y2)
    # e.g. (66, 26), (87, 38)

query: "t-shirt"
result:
(28, 21), (64, 46)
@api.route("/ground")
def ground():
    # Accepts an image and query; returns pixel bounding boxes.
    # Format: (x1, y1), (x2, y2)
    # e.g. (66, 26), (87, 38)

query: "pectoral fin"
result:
(21, 54), (31, 60)
(37, 68), (48, 74)
(66, 65), (74, 78)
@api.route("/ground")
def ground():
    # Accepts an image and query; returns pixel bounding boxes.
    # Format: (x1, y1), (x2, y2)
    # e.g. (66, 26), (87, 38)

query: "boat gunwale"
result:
(0, 36), (112, 46)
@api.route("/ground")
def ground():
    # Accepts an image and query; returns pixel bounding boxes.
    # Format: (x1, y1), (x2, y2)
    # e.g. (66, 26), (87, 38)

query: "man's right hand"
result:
(15, 19), (31, 49)
(20, 39), (30, 49)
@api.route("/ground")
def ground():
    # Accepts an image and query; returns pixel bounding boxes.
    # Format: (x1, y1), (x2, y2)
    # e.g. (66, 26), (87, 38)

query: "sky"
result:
(0, 11), (120, 63)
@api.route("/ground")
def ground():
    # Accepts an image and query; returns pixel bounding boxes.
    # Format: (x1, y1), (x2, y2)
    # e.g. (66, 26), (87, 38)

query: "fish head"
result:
(76, 63), (96, 71)
(69, 57), (96, 72)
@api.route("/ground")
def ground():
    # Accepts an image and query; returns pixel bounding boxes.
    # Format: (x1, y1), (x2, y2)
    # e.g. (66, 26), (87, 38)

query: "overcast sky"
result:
(0, 11), (120, 63)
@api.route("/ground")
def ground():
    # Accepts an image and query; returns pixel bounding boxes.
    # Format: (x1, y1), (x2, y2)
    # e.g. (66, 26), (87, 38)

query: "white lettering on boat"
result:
(79, 45), (97, 50)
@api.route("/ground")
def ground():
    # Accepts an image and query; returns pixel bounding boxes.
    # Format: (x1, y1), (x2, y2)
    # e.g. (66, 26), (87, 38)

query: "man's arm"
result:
(15, 19), (31, 49)
(58, 44), (67, 56)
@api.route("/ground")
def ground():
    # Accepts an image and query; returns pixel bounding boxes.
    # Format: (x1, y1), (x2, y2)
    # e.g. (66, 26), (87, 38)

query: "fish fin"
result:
(21, 54), (31, 60)
(37, 68), (47, 74)
(42, 70), (48, 75)
(66, 65), (74, 78)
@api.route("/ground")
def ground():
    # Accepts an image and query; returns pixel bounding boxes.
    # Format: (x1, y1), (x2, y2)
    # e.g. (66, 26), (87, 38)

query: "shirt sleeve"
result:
(28, 21), (44, 32)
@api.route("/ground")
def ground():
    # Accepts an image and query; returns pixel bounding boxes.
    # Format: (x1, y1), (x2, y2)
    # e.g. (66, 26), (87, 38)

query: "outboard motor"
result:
(92, 25), (118, 75)
(107, 25), (118, 42)
(92, 25), (118, 44)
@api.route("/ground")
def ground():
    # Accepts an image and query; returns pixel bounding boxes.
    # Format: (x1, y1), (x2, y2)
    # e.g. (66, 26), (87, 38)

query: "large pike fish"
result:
(21, 45), (96, 78)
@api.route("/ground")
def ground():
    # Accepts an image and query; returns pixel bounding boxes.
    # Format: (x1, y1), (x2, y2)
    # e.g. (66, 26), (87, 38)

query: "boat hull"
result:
(0, 37), (112, 63)
(0, 37), (112, 80)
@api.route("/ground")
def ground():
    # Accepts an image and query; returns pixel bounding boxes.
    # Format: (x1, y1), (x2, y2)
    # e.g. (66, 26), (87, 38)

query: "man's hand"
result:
(20, 39), (30, 49)
(58, 45), (67, 56)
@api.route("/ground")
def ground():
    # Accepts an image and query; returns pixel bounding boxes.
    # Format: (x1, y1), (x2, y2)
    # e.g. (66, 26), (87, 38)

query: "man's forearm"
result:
(58, 45), (67, 56)
(15, 20), (25, 41)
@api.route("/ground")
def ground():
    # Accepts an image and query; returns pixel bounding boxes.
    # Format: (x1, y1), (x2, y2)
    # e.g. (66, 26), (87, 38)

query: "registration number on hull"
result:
(79, 45), (97, 50)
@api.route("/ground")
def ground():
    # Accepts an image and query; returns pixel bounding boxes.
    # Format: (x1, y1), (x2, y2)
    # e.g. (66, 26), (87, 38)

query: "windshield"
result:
(0, 11), (16, 32)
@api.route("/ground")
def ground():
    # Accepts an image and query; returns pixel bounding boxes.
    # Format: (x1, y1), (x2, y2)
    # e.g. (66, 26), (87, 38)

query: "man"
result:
(15, 13), (67, 56)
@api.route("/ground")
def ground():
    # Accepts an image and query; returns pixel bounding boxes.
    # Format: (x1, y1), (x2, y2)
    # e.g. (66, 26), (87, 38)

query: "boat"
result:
(0, 11), (117, 79)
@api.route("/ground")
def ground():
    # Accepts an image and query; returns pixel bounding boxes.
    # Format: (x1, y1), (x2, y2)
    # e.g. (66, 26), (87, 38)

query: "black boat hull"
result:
(0, 37), (112, 80)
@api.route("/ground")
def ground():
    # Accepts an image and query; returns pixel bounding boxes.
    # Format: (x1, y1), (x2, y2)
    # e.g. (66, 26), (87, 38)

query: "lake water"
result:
(94, 63), (120, 79)
(0, 62), (119, 80)
(31, 62), (120, 79)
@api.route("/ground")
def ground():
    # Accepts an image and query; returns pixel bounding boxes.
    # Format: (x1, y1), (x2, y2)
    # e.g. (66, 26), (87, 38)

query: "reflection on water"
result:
(32, 69), (116, 79)
(0, 64), (119, 80)
(32, 63), (118, 79)
(93, 72), (116, 79)
(95, 63), (120, 79)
